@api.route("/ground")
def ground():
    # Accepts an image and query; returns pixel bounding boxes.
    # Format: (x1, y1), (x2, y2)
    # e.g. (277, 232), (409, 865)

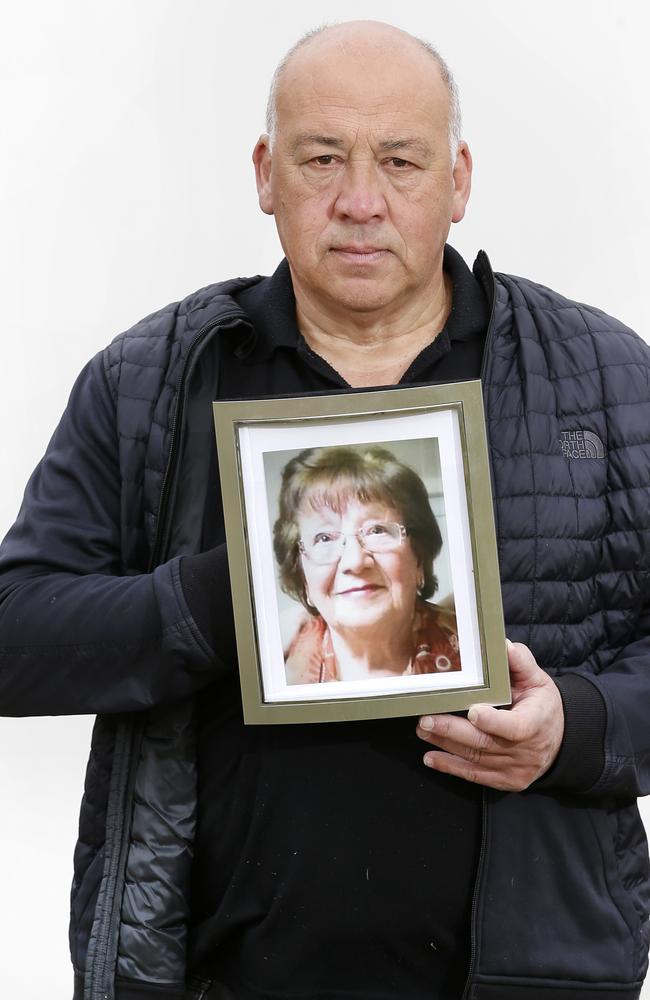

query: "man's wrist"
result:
(535, 673), (606, 792)
(180, 547), (237, 663)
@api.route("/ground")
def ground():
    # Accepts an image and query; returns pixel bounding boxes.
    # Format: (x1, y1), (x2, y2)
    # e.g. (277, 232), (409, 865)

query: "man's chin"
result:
(322, 277), (402, 315)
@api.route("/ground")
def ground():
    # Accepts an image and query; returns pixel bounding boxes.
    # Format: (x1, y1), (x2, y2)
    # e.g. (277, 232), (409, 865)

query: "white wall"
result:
(1, 2), (649, 996)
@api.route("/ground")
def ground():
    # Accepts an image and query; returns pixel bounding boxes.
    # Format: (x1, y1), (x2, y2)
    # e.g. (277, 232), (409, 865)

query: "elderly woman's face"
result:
(297, 498), (421, 635)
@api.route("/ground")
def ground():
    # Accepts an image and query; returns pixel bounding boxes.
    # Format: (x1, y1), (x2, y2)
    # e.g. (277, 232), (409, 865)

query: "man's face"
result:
(254, 28), (472, 321)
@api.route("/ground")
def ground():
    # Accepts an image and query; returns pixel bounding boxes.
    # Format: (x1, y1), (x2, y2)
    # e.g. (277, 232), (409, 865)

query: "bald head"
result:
(265, 21), (461, 160)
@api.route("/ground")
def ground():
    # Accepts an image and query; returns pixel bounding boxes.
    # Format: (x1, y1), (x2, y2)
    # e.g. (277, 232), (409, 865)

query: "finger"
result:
(423, 749), (517, 792)
(418, 720), (511, 764)
(466, 703), (532, 742)
(417, 713), (502, 752)
(424, 731), (511, 767)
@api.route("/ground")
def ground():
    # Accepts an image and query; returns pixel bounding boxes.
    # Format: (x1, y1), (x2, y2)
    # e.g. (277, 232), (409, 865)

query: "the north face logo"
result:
(559, 429), (606, 459)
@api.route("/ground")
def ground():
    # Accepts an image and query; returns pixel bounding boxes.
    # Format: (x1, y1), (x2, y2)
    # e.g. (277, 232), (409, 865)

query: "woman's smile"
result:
(333, 582), (387, 606)
(335, 582), (383, 596)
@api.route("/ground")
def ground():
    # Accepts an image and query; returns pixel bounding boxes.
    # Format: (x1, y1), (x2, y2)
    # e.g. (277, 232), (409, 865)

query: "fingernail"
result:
(419, 715), (435, 732)
(423, 753), (434, 767)
(505, 638), (513, 649)
(467, 707), (478, 724)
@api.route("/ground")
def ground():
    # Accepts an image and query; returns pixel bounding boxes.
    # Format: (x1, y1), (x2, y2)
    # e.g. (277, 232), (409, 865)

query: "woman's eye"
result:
(313, 531), (337, 545)
(364, 522), (389, 536)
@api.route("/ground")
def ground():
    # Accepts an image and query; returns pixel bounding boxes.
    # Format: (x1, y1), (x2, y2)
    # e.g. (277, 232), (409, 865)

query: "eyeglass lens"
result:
(302, 522), (403, 564)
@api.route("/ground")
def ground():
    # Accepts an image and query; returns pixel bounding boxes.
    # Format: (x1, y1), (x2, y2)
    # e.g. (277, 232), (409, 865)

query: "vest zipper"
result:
(149, 311), (245, 570)
(474, 249), (497, 386)
(475, 251), (502, 560)
(462, 253), (498, 1000)
(461, 787), (490, 1000)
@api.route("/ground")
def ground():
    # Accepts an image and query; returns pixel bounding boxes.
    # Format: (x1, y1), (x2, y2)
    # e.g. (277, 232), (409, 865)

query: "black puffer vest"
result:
(2, 254), (649, 1000)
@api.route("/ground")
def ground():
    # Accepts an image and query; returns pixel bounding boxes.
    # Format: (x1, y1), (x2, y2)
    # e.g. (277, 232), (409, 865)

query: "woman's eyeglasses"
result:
(299, 521), (408, 565)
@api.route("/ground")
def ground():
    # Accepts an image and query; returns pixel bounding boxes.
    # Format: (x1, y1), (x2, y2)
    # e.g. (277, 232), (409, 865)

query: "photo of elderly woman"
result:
(270, 443), (459, 686)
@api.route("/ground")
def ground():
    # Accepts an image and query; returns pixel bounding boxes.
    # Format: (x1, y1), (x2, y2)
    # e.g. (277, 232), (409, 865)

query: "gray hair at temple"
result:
(264, 23), (462, 164)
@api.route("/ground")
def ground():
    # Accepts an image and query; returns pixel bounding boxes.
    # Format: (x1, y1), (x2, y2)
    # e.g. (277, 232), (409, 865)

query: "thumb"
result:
(507, 638), (543, 687)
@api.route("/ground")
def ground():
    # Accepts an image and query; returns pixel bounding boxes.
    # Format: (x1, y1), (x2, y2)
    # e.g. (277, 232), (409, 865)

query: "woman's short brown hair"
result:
(273, 445), (443, 614)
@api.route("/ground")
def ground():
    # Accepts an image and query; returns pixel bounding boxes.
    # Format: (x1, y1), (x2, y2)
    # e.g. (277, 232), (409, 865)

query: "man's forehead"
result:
(278, 99), (447, 155)
(277, 83), (448, 138)
(274, 50), (449, 143)
(289, 130), (435, 158)
(281, 65), (445, 107)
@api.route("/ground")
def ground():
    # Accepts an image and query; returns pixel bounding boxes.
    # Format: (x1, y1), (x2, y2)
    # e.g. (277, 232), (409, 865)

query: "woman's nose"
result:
(337, 533), (372, 570)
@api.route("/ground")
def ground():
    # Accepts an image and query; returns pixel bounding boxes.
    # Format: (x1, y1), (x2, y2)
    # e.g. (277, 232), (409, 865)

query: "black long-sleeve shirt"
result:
(185, 246), (491, 999)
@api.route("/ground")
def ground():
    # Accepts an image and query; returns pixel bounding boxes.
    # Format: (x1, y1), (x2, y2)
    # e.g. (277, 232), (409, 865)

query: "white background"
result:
(1, 2), (649, 997)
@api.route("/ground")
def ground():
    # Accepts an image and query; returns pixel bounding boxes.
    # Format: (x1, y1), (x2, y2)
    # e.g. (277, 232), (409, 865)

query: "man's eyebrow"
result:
(290, 133), (346, 153)
(378, 138), (433, 157)
(288, 134), (434, 158)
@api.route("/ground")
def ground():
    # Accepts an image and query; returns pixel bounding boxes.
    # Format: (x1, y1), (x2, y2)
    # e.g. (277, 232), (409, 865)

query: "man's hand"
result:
(416, 640), (565, 792)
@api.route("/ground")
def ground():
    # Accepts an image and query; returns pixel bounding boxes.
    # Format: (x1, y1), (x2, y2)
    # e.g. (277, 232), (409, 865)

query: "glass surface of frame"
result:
(213, 382), (510, 724)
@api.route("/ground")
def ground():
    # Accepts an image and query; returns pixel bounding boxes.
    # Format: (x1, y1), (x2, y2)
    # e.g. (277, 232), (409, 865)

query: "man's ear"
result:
(451, 141), (472, 224)
(253, 135), (274, 215)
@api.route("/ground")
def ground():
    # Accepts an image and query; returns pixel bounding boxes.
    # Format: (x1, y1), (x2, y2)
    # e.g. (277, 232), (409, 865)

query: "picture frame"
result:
(213, 381), (510, 724)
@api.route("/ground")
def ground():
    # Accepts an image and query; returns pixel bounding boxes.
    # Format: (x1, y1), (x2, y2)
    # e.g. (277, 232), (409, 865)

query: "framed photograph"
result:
(213, 381), (510, 724)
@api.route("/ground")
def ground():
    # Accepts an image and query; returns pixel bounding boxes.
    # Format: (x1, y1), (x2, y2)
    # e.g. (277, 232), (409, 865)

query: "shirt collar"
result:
(233, 245), (486, 363)
(233, 259), (299, 361)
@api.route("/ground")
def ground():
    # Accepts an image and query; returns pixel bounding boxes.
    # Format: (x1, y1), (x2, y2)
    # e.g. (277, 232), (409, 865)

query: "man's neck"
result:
(295, 274), (452, 388)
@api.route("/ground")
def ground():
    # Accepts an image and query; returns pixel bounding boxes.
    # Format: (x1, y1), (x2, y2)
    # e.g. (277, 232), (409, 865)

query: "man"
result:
(1, 19), (649, 1000)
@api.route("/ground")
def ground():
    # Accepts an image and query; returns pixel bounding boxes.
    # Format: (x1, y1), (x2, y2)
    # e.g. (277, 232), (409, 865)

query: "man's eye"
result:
(388, 157), (412, 169)
(312, 155), (335, 166)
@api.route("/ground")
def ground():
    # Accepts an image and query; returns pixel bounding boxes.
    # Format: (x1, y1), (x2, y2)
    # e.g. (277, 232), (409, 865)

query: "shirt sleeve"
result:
(0, 352), (230, 717)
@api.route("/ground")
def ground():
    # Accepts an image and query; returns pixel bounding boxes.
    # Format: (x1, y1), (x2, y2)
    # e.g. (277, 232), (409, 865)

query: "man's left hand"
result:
(416, 640), (564, 792)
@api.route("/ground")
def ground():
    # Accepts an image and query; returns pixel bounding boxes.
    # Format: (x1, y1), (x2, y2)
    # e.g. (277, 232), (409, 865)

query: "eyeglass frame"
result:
(298, 521), (409, 564)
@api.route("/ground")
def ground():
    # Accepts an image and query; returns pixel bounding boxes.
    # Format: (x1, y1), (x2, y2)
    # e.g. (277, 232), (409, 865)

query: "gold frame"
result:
(213, 381), (510, 724)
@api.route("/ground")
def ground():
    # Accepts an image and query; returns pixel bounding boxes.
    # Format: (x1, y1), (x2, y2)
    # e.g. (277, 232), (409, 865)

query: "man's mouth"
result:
(330, 246), (389, 264)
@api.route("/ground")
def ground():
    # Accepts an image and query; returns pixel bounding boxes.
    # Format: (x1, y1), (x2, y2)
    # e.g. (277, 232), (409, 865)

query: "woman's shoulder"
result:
(413, 599), (461, 674)
(283, 612), (326, 658)
(419, 599), (457, 633)
(284, 613), (329, 685)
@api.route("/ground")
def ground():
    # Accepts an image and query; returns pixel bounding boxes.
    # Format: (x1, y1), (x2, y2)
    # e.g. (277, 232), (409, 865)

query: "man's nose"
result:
(337, 533), (372, 571)
(333, 160), (387, 223)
